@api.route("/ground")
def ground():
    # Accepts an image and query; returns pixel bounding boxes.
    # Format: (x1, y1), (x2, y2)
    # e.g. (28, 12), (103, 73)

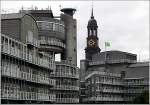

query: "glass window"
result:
(92, 78), (94, 84)
(27, 31), (33, 43)
(49, 22), (53, 30)
(45, 22), (49, 29)
(55, 24), (59, 31)
(89, 30), (92, 36)
(96, 77), (99, 82)
(93, 30), (96, 36)
(53, 23), (55, 31)
(62, 26), (64, 32)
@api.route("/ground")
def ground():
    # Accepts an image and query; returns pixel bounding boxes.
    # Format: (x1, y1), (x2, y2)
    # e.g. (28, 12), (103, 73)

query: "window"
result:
(92, 87), (94, 92)
(49, 22), (53, 30)
(92, 78), (94, 84)
(89, 30), (92, 36)
(96, 85), (99, 90)
(55, 24), (59, 31)
(53, 23), (55, 31)
(93, 30), (96, 36)
(96, 77), (99, 82)
(45, 22), (49, 29)
(27, 31), (33, 43)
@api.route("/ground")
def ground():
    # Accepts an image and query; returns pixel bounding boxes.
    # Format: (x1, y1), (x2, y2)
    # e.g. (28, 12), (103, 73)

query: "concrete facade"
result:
(80, 56), (149, 103)
(1, 8), (79, 104)
(60, 13), (77, 66)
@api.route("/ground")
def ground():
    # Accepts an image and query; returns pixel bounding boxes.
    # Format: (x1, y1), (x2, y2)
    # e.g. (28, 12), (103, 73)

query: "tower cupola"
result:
(87, 8), (97, 27)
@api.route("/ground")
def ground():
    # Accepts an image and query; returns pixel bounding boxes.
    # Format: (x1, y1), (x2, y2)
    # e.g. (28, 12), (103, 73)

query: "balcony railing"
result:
(1, 90), (56, 102)
(1, 34), (56, 70)
(89, 59), (137, 66)
(96, 89), (124, 93)
(1, 66), (56, 86)
(52, 85), (79, 91)
(51, 72), (79, 79)
(56, 98), (79, 103)
(85, 71), (121, 80)
(56, 60), (77, 66)
(96, 81), (123, 85)
(126, 82), (145, 86)
(37, 21), (65, 34)
(40, 38), (66, 48)
(127, 90), (143, 94)
(83, 97), (124, 102)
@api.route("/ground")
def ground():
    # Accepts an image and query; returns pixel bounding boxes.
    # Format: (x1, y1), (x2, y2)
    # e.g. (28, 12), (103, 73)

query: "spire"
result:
(91, 0), (94, 19)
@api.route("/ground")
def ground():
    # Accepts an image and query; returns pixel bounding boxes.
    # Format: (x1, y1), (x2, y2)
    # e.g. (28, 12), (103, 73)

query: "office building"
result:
(1, 7), (79, 104)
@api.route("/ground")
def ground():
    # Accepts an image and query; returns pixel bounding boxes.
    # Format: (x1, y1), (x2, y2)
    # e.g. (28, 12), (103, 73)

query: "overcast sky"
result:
(1, 0), (149, 67)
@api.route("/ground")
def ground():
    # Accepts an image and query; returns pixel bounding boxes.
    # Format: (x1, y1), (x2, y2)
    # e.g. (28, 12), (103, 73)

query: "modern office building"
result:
(1, 13), (56, 104)
(1, 7), (79, 104)
(80, 7), (149, 104)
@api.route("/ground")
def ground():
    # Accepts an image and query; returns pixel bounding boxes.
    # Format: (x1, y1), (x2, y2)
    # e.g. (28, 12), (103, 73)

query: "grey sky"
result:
(1, 1), (149, 67)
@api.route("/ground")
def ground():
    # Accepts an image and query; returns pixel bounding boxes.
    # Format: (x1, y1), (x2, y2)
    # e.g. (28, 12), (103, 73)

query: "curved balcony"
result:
(56, 60), (76, 66)
(96, 89), (124, 93)
(52, 60), (79, 79)
(1, 34), (56, 71)
(96, 81), (123, 86)
(1, 90), (56, 102)
(56, 98), (79, 103)
(52, 85), (79, 91)
(84, 97), (124, 102)
(39, 37), (66, 52)
(1, 66), (56, 86)
(51, 72), (79, 79)
(37, 21), (65, 34)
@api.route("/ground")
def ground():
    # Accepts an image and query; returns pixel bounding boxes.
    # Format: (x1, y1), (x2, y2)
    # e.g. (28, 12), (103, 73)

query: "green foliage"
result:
(132, 90), (149, 104)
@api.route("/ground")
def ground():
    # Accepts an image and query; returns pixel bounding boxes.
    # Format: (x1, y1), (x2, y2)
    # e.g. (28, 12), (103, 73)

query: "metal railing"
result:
(37, 21), (65, 33)
(1, 66), (56, 86)
(56, 98), (79, 103)
(40, 37), (66, 48)
(1, 90), (56, 102)
(95, 81), (123, 85)
(1, 34), (56, 70)
(85, 71), (121, 80)
(89, 59), (137, 66)
(84, 97), (124, 102)
(96, 89), (124, 93)
(51, 72), (79, 79)
(52, 85), (79, 91)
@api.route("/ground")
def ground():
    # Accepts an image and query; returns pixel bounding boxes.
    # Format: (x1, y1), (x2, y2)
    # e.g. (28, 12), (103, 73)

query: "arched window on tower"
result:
(89, 30), (92, 36)
(93, 30), (96, 36)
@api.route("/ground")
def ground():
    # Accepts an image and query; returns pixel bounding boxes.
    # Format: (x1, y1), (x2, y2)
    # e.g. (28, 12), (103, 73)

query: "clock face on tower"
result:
(88, 39), (96, 46)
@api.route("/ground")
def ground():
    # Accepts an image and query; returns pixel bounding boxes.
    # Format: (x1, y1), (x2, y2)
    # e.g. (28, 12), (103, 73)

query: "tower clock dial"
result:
(88, 39), (96, 46)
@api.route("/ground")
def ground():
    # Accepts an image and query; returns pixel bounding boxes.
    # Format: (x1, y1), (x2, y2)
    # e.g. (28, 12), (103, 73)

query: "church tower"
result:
(85, 7), (101, 60)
